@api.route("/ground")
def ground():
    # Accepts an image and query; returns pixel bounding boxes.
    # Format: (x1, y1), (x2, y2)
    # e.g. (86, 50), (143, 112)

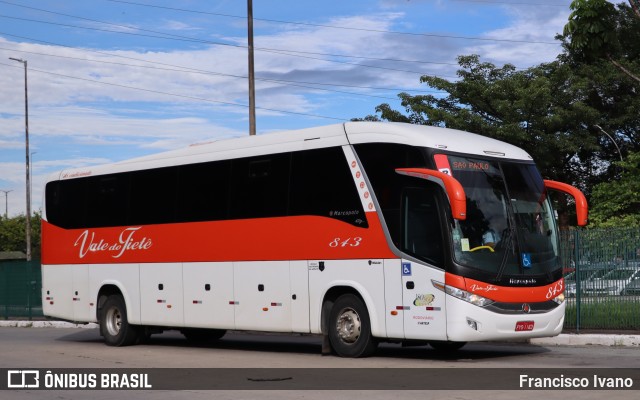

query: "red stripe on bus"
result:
(41, 213), (396, 264)
(445, 272), (563, 303)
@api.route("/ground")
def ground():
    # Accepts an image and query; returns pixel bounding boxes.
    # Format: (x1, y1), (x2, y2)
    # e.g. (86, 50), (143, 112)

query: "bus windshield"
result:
(438, 155), (559, 278)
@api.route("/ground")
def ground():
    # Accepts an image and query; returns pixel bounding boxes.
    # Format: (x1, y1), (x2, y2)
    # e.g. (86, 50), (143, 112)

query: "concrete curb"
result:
(1, 321), (638, 347)
(0, 320), (98, 329)
(530, 334), (640, 347)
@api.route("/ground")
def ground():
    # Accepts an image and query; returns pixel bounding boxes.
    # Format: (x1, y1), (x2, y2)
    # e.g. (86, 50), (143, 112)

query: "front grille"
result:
(485, 300), (560, 314)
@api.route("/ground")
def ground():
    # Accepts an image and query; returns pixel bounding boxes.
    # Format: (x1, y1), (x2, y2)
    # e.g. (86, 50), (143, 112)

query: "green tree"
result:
(0, 213), (41, 258)
(558, 0), (640, 164)
(549, 47), (640, 187)
(563, 0), (640, 83)
(589, 151), (640, 227)
(367, 55), (601, 189)
(357, 2), (640, 227)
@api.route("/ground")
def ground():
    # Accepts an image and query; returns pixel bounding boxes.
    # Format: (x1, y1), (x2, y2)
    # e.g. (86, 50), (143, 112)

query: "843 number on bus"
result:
(545, 280), (564, 300)
(329, 237), (362, 248)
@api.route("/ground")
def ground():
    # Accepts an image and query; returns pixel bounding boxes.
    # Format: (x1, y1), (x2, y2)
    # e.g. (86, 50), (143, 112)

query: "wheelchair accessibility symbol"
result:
(521, 253), (532, 269)
(402, 262), (412, 276)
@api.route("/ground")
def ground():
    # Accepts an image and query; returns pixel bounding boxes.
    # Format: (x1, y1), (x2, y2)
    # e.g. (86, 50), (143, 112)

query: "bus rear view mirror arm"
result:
(543, 180), (589, 227)
(395, 168), (467, 221)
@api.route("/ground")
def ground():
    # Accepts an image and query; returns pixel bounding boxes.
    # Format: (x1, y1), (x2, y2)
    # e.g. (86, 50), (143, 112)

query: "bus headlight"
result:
(432, 280), (494, 307)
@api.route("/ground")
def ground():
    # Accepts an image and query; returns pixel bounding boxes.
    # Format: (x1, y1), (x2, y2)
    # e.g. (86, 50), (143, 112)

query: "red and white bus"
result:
(41, 122), (587, 357)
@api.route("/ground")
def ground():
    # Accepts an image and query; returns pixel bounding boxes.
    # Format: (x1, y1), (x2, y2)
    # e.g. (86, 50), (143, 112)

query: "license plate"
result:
(515, 321), (534, 331)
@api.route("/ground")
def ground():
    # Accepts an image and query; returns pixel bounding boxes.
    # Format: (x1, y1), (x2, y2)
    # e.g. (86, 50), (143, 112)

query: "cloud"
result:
(0, 3), (573, 216)
(459, 3), (568, 67)
(24, 106), (248, 150)
(79, 20), (141, 34)
(0, 7), (570, 130)
(162, 20), (202, 32)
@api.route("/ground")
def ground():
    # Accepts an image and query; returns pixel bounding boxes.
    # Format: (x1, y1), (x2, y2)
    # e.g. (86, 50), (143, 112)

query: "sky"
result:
(0, 0), (576, 216)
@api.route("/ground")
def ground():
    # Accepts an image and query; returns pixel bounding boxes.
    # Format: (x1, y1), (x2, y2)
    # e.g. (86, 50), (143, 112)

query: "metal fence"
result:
(1, 228), (639, 330)
(560, 227), (640, 331)
(0, 259), (42, 319)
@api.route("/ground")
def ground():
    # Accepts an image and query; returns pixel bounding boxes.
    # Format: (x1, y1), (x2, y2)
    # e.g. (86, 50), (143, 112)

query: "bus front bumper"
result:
(445, 296), (566, 342)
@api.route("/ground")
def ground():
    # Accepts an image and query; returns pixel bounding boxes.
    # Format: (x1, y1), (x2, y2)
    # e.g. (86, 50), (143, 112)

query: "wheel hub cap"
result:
(336, 308), (361, 343)
(105, 307), (122, 336)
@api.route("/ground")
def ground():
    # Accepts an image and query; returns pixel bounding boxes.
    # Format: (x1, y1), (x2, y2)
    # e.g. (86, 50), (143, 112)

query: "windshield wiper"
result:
(495, 226), (515, 281)
(495, 161), (522, 281)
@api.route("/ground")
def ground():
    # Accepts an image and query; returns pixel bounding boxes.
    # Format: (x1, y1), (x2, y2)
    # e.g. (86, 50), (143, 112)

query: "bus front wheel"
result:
(100, 294), (139, 346)
(328, 294), (378, 358)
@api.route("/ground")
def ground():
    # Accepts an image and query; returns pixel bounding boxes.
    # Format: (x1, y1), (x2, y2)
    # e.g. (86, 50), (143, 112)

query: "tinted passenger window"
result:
(46, 147), (368, 229)
(129, 167), (177, 225)
(354, 143), (427, 242)
(45, 179), (86, 229)
(290, 147), (366, 227)
(177, 160), (231, 222)
(230, 153), (291, 220)
(85, 175), (129, 228)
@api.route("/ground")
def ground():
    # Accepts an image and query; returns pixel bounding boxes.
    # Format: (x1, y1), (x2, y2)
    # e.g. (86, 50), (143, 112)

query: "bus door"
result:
(400, 187), (448, 341)
(401, 259), (447, 340)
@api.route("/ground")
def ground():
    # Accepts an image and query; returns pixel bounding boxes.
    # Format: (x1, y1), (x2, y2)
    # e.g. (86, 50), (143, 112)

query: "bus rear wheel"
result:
(100, 294), (139, 346)
(328, 294), (378, 358)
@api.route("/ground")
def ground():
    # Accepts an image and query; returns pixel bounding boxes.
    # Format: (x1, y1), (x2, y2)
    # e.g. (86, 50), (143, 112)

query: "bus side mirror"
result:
(395, 168), (466, 221)
(543, 180), (588, 227)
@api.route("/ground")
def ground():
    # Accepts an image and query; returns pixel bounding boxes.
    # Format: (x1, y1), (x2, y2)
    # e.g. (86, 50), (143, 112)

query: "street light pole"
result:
(0, 190), (12, 219)
(10, 57), (31, 262)
(247, 0), (256, 136)
(30, 151), (37, 213)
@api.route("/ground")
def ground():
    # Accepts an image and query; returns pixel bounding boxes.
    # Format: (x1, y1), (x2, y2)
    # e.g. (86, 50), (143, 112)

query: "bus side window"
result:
(401, 186), (445, 267)
(46, 179), (87, 229)
(230, 153), (291, 220)
(86, 175), (129, 228)
(177, 160), (231, 223)
(353, 143), (428, 249)
(129, 167), (178, 225)
(289, 147), (366, 227)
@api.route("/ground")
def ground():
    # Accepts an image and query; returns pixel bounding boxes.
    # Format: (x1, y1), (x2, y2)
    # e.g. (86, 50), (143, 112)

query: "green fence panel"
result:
(0, 260), (42, 320)
(561, 228), (640, 331)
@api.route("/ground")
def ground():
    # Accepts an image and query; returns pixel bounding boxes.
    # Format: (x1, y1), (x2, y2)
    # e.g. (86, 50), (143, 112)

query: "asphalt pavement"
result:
(1, 320), (638, 347)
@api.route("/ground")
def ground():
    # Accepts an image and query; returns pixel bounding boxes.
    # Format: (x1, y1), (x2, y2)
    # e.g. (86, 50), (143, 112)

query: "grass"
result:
(564, 298), (640, 330)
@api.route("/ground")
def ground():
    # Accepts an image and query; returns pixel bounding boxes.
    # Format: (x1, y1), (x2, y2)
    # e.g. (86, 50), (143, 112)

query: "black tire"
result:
(429, 340), (466, 352)
(328, 294), (378, 358)
(181, 328), (227, 343)
(100, 294), (139, 346)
